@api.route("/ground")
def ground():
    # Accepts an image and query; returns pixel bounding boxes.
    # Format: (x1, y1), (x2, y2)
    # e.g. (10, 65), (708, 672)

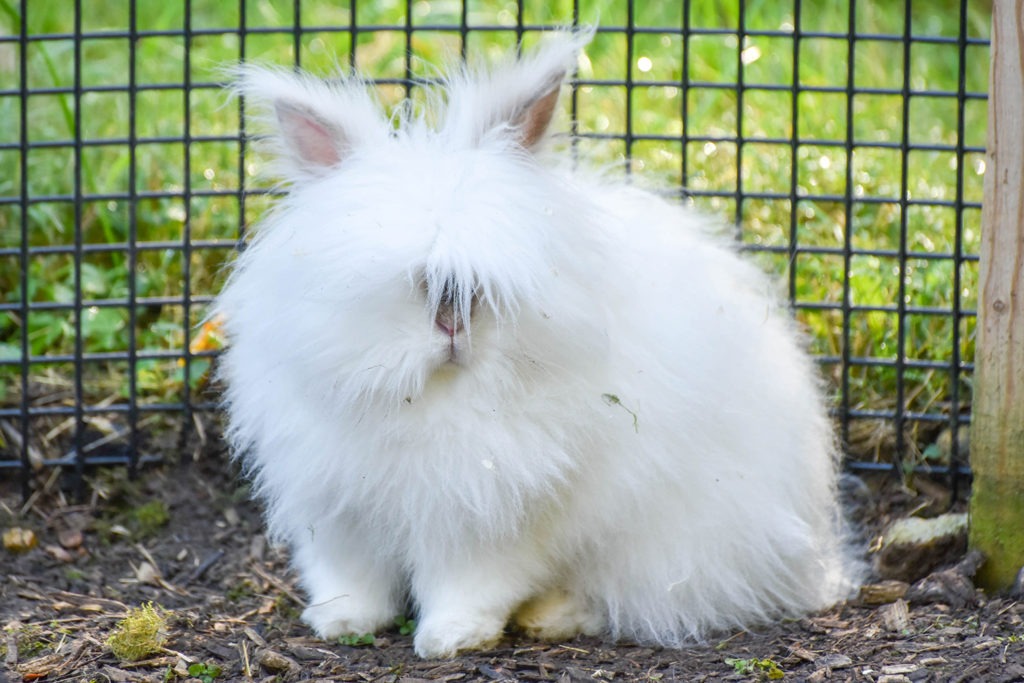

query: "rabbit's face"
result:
(228, 37), (604, 412)
(258, 139), (598, 411)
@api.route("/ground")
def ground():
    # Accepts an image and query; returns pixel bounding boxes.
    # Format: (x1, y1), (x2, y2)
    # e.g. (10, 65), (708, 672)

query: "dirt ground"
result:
(2, 422), (1023, 683)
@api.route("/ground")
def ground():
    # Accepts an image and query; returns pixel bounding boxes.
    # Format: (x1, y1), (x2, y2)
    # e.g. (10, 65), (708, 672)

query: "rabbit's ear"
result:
(444, 28), (593, 151)
(273, 101), (350, 169)
(231, 64), (387, 178)
(510, 71), (565, 150)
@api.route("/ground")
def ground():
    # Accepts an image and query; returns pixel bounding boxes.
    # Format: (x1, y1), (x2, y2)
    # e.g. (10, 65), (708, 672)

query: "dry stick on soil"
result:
(50, 590), (129, 613)
(182, 548), (226, 585)
(249, 561), (306, 607)
(0, 419), (44, 469)
(240, 639), (254, 681)
(19, 468), (63, 517)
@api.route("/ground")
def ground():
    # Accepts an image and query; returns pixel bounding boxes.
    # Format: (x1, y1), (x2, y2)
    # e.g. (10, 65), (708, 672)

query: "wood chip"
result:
(205, 641), (238, 659)
(859, 580), (910, 605)
(814, 653), (853, 671)
(43, 544), (74, 563)
(907, 550), (983, 609)
(787, 646), (817, 662)
(100, 665), (150, 682)
(223, 506), (241, 527)
(881, 664), (919, 675)
(244, 626), (269, 648)
(880, 598), (911, 633)
(287, 643), (339, 661)
(17, 639), (87, 679)
(250, 562), (306, 607)
(5, 626), (17, 669)
(133, 560), (162, 586)
(256, 647), (300, 673)
(249, 534), (266, 561)
(50, 590), (127, 612)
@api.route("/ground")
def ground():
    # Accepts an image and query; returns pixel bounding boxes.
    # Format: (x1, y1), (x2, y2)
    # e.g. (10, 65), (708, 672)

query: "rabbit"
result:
(213, 29), (860, 659)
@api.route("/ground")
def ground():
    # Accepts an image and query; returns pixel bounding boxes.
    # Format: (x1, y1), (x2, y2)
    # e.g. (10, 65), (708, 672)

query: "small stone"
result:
(3, 527), (38, 553)
(57, 529), (83, 549)
(875, 512), (968, 583)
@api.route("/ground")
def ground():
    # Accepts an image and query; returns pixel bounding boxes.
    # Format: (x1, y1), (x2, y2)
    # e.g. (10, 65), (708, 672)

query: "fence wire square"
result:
(0, 1), (990, 495)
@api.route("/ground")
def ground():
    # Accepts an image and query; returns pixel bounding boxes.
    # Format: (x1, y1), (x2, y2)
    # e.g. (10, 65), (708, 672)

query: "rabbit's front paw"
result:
(303, 597), (395, 640)
(513, 588), (606, 640)
(413, 610), (506, 658)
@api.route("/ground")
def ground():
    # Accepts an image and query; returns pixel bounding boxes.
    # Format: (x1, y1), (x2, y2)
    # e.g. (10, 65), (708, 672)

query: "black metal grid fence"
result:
(0, 1), (990, 494)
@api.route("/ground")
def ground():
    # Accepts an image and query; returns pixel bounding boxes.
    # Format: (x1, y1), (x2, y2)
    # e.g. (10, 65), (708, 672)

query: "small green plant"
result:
(395, 615), (417, 636)
(1, 623), (49, 660)
(338, 632), (376, 647)
(187, 662), (223, 683)
(106, 602), (169, 662)
(132, 501), (171, 538)
(225, 579), (255, 603)
(63, 567), (86, 582)
(726, 657), (785, 680)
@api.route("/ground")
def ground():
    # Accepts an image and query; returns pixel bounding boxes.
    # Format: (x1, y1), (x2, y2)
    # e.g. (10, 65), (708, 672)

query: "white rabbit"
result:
(214, 30), (859, 659)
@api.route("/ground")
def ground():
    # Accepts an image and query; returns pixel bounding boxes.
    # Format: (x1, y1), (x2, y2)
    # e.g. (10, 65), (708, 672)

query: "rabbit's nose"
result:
(429, 276), (476, 338)
(435, 278), (460, 337)
(436, 303), (458, 338)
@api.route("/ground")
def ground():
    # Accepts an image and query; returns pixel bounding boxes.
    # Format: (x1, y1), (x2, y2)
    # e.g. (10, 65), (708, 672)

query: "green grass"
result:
(0, 0), (992, 465)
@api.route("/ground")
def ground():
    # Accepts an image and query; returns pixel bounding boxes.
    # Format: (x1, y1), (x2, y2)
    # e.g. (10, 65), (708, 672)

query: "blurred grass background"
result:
(0, 0), (991, 466)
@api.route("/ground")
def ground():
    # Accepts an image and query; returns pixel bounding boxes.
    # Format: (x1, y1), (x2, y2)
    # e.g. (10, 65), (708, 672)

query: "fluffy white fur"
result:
(214, 31), (859, 659)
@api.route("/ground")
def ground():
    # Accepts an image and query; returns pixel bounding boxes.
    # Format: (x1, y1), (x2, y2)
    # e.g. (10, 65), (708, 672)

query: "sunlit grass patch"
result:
(0, 0), (990, 466)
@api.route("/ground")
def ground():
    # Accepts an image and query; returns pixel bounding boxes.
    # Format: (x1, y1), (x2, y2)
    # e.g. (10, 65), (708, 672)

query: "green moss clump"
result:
(132, 501), (170, 537)
(106, 602), (169, 662)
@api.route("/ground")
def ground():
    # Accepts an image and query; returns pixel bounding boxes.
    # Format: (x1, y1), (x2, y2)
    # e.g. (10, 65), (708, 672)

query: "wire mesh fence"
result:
(0, 1), (990, 494)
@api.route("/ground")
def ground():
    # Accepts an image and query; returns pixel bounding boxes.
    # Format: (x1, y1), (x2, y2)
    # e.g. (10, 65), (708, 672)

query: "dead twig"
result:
(0, 418), (44, 469)
(183, 548), (226, 586)
(249, 562), (306, 607)
(240, 639), (254, 681)
(49, 590), (128, 613)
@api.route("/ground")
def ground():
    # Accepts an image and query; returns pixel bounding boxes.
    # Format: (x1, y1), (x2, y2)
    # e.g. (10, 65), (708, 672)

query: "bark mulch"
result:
(2, 438), (1022, 683)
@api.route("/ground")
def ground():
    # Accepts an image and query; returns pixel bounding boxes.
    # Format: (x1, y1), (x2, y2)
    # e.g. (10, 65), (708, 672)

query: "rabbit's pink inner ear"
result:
(513, 71), (565, 150)
(275, 101), (346, 169)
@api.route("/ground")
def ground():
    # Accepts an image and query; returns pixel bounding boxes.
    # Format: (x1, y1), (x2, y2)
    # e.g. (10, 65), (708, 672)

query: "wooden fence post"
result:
(968, 0), (1024, 591)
